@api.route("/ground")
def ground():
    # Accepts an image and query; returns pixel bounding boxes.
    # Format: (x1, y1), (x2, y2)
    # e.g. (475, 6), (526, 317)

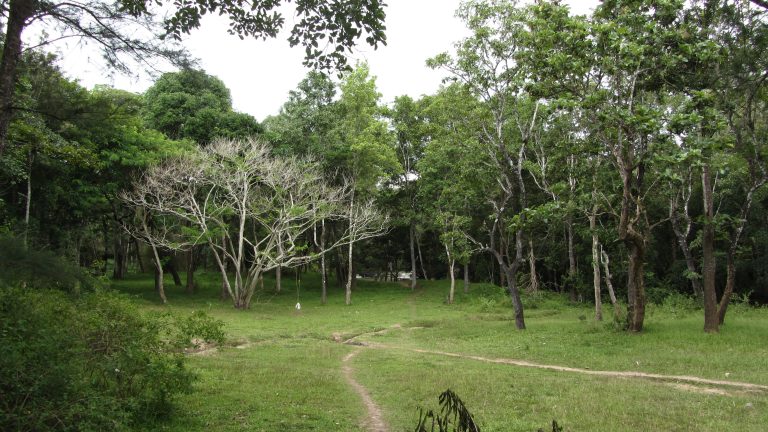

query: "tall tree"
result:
(429, 0), (548, 329)
(332, 63), (399, 305)
(0, 0), (387, 155)
(123, 138), (388, 309)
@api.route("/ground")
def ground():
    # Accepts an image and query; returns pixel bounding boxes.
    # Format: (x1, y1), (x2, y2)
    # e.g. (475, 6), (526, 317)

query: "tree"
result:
(0, 0), (388, 155)
(0, 50), (183, 278)
(388, 95), (429, 291)
(586, 2), (684, 331)
(143, 69), (261, 145)
(332, 63), (399, 305)
(123, 138), (388, 309)
(428, 0), (547, 330)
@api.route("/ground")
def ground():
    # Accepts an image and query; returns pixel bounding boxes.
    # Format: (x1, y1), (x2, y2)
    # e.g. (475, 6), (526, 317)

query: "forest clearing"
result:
(2, 0), (768, 430)
(110, 272), (768, 431)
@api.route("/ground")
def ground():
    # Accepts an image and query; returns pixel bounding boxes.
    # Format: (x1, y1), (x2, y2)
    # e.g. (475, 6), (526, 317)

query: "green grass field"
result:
(114, 272), (768, 431)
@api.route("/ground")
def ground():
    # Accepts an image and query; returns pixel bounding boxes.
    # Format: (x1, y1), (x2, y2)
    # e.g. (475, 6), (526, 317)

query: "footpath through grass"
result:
(114, 272), (768, 431)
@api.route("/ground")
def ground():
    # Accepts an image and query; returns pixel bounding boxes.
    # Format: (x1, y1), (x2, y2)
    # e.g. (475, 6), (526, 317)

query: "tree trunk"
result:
(321, 219), (328, 304)
(23, 149), (33, 248)
(185, 248), (195, 294)
(446, 243), (455, 304)
(463, 261), (470, 294)
(275, 266), (282, 293)
(345, 240), (354, 305)
(409, 220), (417, 290)
(336, 244), (346, 288)
(590, 210), (602, 321)
(492, 230), (526, 330)
(416, 232), (429, 280)
(149, 244), (167, 304)
(566, 215), (577, 301)
(112, 231), (128, 279)
(219, 236), (231, 300)
(702, 165), (719, 333)
(600, 246), (620, 319)
(133, 238), (145, 273)
(167, 258), (182, 286)
(448, 259), (455, 304)
(0, 0), (36, 155)
(717, 249), (737, 325)
(626, 241), (646, 332)
(669, 189), (703, 300)
(527, 238), (538, 293)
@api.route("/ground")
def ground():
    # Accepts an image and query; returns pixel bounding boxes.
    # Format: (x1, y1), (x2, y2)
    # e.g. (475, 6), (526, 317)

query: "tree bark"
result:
(185, 248), (195, 294)
(463, 261), (470, 293)
(345, 240), (354, 305)
(112, 231), (128, 279)
(717, 249), (737, 325)
(626, 240), (646, 332)
(409, 220), (417, 290)
(527, 238), (538, 293)
(346, 191), (355, 305)
(566, 215), (577, 301)
(0, 0), (36, 155)
(489, 230), (526, 330)
(702, 165), (719, 333)
(219, 236), (231, 300)
(321, 219), (328, 304)
(669, 184), (703, 300)
(133, 238), (145, 273)
(275, 265), (282, 293)
(23, 149), (34, 247)
(600, 245), (620, 318)
(148, 240), (167, 304)
(447, 258), (455, 304)
(166, 257), (182, 286)
(416, 232), (429, 280)
(590, 210), (603, 321)
(445, 242), (455, 304)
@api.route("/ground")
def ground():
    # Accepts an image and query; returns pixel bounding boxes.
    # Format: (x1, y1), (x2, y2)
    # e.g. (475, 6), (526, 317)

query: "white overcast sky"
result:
(55, 0), (598, 122)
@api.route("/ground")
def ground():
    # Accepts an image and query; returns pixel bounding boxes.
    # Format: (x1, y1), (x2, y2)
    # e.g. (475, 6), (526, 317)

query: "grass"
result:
(114, 271), (768, 431)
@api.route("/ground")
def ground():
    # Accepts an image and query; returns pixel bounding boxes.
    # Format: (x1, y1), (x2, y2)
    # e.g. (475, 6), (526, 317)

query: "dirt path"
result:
(353, 340), (768, 392)
(339, 325), (768, 393)
(342, 348), (389, 432)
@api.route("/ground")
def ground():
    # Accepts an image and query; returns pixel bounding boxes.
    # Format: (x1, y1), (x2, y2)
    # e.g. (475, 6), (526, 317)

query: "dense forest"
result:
(2, 0), (768, 430)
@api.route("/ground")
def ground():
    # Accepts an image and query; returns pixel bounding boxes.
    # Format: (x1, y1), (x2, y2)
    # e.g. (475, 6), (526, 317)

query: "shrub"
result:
(0, 236), (98, 292)
(659, 292), (700, 317)
(0, 286), (224, 431)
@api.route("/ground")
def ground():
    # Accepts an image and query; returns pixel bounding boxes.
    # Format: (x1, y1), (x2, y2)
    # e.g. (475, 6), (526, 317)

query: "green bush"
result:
(658, 292), (700, 317)
(0, 236), (98, 292)
(0, 286), (224, 431)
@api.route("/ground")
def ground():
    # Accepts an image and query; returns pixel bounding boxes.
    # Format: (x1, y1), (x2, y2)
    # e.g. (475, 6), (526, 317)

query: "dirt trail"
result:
(340, 325), (768, 393)
(354, 340), (768, 392)
(342, 348), (389, 432)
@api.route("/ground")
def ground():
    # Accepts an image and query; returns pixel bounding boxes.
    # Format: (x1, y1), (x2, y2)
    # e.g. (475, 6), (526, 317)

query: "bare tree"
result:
(123, 138), (387, 309)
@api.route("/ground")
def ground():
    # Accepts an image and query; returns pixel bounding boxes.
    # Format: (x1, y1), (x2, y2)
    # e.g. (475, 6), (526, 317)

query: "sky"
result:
(55, 0), (598, 122)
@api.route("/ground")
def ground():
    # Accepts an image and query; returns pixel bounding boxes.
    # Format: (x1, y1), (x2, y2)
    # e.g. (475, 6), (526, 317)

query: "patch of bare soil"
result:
(342, 348), (389, 432)
(668, 383), (731, 396)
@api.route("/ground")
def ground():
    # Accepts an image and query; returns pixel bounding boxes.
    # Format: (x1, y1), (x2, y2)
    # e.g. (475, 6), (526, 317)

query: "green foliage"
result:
(0, 286), (223, 431)
(0, 236), (98, 292)
(659, 292), (701, 317)
(174, 310), (227, 349)
(143, 69), (262, 144)
(414, 389), (481, 432)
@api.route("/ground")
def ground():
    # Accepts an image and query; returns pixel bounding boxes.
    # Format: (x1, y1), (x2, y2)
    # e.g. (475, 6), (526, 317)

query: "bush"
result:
(0, 286), (224, 431)
(659, 292), (700, 317)
(0, 236), (98, 292)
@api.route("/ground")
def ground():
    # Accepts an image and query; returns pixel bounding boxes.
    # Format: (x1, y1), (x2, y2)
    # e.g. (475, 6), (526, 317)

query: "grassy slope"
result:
(115, 272), (768, 431)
